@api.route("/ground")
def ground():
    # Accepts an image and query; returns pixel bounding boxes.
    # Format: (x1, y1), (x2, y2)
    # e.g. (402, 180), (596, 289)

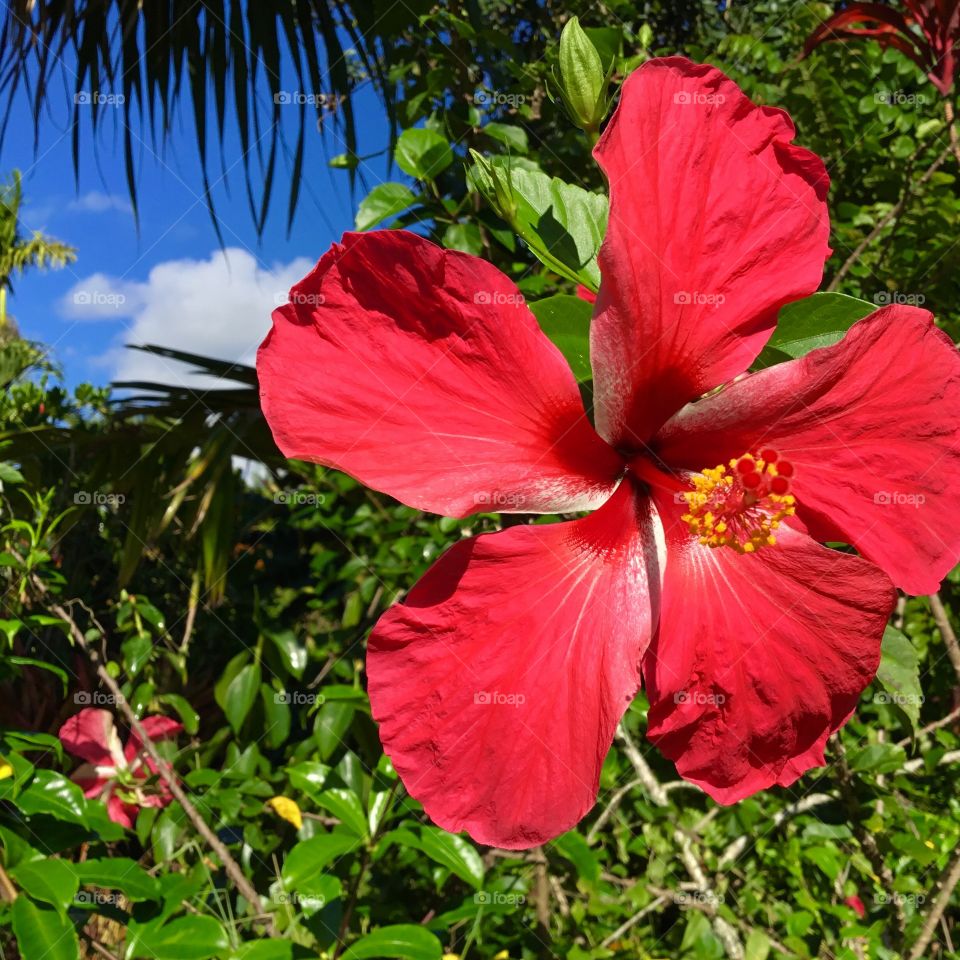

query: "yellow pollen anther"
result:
(681, 452), (797, 554)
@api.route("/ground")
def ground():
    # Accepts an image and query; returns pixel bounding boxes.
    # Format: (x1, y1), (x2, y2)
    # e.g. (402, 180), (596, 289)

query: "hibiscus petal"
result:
(367, 479), (661, 848)
(106, 791), (138, 829)
(124, 715), (183, 764)
(71, 762), (110, 798)
(258, 230), (623, 517)
(643, 493), (895, 803)
(59, 708), (125, 768)
(590, 57), (830, 447)
(655, 305), (960, 595)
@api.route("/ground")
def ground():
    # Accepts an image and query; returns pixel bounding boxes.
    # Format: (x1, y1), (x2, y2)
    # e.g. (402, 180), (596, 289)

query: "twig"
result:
(896, 704), (960, 747)
(530, 846), (551, 933)
(833, 739), (906, 948)
(615, 723), (668, 806)
(34, 586), (266, 918)
(717, 793), (836, 870)
(827, 143), (953, 292)
(598, 895), (669, 949)
(587, 777), (641, 844)
(0, 862), (18, 901)
(616, 722), (743, 959)
(906, 846), (960, 960)
(928, 592), (960, 683)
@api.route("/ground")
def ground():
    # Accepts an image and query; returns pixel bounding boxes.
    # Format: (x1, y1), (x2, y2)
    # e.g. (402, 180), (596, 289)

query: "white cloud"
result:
(61, 248), (313, 388)
(69, 191), (133, 214)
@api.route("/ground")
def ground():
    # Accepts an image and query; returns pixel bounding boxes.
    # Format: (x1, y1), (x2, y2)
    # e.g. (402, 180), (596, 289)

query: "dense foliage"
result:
(1, 3), (959, 959)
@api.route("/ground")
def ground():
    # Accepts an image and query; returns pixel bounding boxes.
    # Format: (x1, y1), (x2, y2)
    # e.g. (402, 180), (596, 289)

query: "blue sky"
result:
(5, 49), (396, 389)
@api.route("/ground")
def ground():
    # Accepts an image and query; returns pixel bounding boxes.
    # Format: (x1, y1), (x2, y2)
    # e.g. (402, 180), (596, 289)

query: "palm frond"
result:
(0, 1), (395, 235)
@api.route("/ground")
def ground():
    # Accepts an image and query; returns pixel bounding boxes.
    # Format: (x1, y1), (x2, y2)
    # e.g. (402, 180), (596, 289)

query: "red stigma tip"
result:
(777, 460), (794, 478)
(770, 475), (790, 495)
(736, 457), (757, 474)
(742, 471), (763, 489)
(759, 448), (779, 463)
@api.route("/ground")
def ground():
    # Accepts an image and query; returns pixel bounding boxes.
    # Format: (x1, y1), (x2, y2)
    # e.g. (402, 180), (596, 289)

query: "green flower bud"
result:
(558, 17), (607, 131)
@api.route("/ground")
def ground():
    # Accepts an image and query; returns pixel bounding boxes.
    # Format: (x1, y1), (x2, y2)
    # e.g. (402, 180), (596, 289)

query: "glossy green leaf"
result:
(355, 183), (417, 231)
(416, 827), (484, 890)
(528, 294), (593, 382)
(223, 661), (261, 733)
(395, 128), (454, 180)
(127, 915), (230, 960)
(10, 858), (79, 912)
(876, 625), (923, 730)
(282, 832), (360, 891)
(755, 292), (875, 368)
(340, 924), (443, 960)
(315, 788), (369, 838)
(11, 898), (79, 960)
(72, 858), (162, 901)
(471, 154), (607, 288)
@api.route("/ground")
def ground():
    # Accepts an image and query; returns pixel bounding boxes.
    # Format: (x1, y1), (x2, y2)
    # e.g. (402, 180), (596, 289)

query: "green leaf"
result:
(268, 629), (307, 679)
(340, 924), (443, 960)
(231, 942), (294, 960)
(261, 682), (291, 748)
(315, 788), (369, 838)
(551, 830), (601, 888)
(415, 827), (484, 890)
(223, 661), (261, 733)
(17, 771), (88, 826)
(876, 625), (923, 730)
(395, 128), (454, 180)
(483, 122), (528, 153)
(443, 222), (483, 256)
(528, 295), (593, 381)
(158, 693), (200, 735)
(11, 897), (80, 960)
(745, 929), (772, 960)
(756, 292), (875, 367)
(282, 833), (360, 891)
(313, 701), (355, 760)
(0, 461), (25, 484)
(471, 155), (607, 288)
(127, 915), (230, 960)
(71, 857), (161, 901)
(355, 183), (417, 231)
(10, 859), (79, 912)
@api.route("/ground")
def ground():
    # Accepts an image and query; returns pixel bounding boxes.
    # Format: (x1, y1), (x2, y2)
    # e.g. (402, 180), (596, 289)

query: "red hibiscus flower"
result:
(804, 1), (960, 95)
(59, 707), (182, 828)
(257, 57), (960, 848)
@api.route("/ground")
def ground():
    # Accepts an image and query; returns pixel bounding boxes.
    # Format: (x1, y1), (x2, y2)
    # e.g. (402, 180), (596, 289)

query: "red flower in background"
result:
(59, 708), (182, 828)
(257, 57), (960, 848)
(804, 1), (960, 95)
